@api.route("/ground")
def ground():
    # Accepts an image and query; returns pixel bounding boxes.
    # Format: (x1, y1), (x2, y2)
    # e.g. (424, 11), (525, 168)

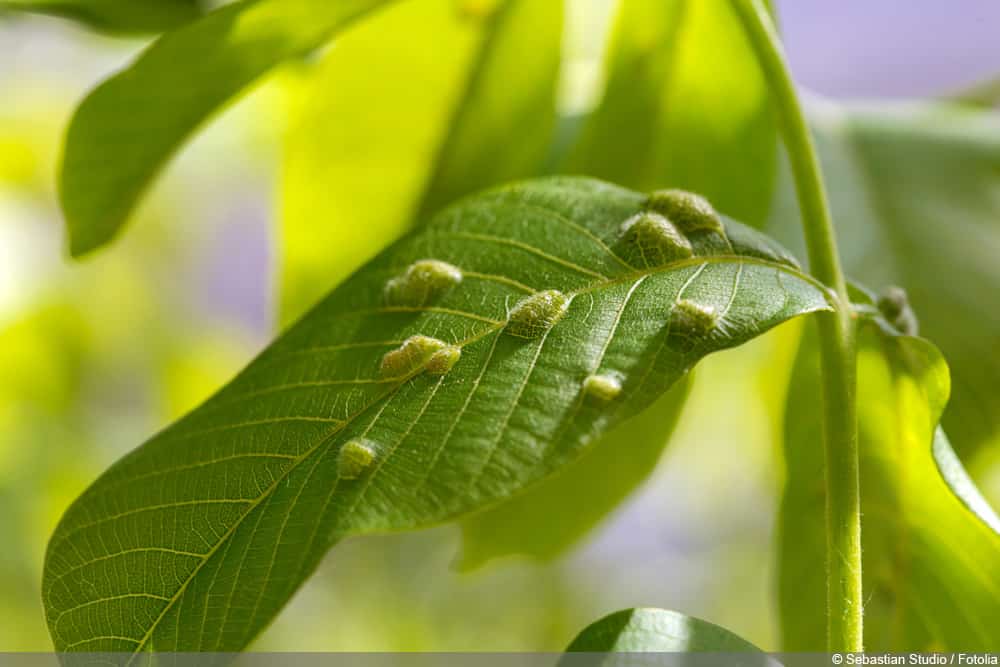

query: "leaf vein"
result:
(442, 231), (609, 280)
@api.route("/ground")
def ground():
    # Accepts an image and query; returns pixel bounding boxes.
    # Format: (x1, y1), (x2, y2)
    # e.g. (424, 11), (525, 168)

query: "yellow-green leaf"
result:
(279, 0), (562, 323)
(567, 0), (776, 227)
(778, 315), (1000, 650)
(770, 101), (1000, 457)
(60, 0), (392, 257)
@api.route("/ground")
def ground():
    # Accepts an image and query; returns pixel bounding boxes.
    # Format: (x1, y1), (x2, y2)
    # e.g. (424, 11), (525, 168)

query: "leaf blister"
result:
(505, 290), (571, 339)
(337, 439), (379, 480)
(384, 259), (464, 307)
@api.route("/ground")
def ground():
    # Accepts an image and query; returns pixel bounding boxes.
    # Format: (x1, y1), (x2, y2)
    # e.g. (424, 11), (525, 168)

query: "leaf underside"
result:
(457, 375), (690, 569)
(43, 177), (829, 653)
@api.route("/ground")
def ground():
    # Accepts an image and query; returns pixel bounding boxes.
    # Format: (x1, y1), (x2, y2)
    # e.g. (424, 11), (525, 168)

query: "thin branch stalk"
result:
(729, 0), (863, 652)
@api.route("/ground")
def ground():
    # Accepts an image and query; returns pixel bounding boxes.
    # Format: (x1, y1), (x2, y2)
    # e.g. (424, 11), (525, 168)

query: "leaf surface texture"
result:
(44, 177), (829, 653)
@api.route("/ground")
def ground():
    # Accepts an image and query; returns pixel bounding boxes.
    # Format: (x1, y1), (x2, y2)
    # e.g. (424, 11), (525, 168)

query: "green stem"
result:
(729, 0), (862, 652)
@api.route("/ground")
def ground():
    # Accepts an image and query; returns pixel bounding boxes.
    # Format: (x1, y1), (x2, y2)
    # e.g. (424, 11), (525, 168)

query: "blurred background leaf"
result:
(279, 0), (562, 324)
(769, 101), (1000, 461)
(0, 0), (203, 34)
(949, 73), (1000, 109)
(566, 0), (777, 228)
(0, 30), (274, 649)
(60, 0), (391, 257)
(4, 0), (1000, 653)
(778, 321), (1000, 651)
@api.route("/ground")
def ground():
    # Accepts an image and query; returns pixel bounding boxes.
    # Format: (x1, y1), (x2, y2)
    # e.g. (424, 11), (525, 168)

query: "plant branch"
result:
(729, 0), (862, 652)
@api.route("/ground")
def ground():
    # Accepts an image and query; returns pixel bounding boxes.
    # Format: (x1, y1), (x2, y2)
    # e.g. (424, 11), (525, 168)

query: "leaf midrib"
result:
(85, 251), (823, 658)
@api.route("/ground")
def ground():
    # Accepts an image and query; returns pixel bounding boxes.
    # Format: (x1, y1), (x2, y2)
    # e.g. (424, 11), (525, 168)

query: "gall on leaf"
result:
(644, 189), (726, 237)
(582, 373), (623, 401)
(505, 290), (570, 339)
(380, 335), (449, 378)
(619, 211), (694, 267)
(384, 259), (463, 307)
(671, 299), (718, 337)
(337, 439), (379, 480)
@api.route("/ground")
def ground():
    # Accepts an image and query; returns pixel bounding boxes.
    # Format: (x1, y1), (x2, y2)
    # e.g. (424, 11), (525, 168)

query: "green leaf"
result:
(948, 73), (1000, 109)
(778, 315), (1000, 651)
(43, 177), (830, 653)
(280, 0), (562, 323)
(457, 375), (690, 569)
(0, 0), (202, 33)
(565, 607), (765, 652)
(769, 101), (1000, 457)
(59, 0), (392, 258)
(567, 0), (777, 227)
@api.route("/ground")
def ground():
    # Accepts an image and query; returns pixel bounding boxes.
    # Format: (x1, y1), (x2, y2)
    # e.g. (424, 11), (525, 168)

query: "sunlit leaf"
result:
(59, 0), (392, 257)
(43, 177), (829, 653)
(457, 376), (690, 569)
(280, 0), (561, 322)
(769, 101), (1000, 457)
(567, 0), (776, 227)
(564, 607), (765, 653)
(778, 310), (1000, 650)
(0, 0), (202, 33)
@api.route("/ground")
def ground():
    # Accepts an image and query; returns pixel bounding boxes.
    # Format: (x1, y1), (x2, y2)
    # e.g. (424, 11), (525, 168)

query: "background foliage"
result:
(1, 0), (999, 652)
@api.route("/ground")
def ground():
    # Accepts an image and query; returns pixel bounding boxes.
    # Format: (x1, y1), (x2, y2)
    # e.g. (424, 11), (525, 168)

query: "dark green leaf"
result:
(43, 177), (829, 653)
(769, 101), (1000, 456)
(565, 607), (765, 652)
(280, 0), (561, 323)
(457, 376), (690, 569)
(567, 0), (777, 227)
(59, 0), (392, 257)
(0, 0), (202, 33)
(778, 316), (1000, 651)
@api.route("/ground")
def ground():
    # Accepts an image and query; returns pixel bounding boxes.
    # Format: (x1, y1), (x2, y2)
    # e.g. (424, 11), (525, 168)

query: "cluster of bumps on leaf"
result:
(335, 189), (732, 481)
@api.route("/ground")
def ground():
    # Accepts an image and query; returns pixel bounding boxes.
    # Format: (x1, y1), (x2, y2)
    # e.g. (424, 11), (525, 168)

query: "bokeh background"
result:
(2, 0), (999, 652)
